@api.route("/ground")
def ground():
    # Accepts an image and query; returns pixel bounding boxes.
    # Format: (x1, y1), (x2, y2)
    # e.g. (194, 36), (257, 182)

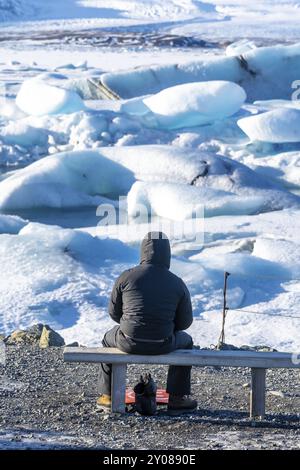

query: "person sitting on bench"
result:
(97, 231), (198, 414)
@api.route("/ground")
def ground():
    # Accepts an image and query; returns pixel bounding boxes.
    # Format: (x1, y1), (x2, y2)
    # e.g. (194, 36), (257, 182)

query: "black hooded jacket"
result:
(108, 232), (193, 340)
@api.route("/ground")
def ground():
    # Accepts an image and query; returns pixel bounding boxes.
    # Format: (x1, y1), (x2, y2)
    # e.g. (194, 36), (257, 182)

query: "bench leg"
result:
(250, 368), (266, 419)
(111, 364), (127, 413)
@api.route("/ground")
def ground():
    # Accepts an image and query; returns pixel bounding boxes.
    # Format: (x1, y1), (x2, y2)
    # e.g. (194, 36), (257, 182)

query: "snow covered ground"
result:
(0, 1), (300, 352)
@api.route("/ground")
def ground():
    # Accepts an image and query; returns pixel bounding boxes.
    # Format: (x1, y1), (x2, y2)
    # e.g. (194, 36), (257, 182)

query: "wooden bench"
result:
(63, 347), (300, 417)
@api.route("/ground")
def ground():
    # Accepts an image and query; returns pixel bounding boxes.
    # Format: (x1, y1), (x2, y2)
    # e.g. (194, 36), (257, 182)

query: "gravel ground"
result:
(0, 345), (300, 450)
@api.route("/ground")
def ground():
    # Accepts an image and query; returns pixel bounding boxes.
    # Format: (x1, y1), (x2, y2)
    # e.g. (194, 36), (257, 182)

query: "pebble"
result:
(268, 390), (286, 398)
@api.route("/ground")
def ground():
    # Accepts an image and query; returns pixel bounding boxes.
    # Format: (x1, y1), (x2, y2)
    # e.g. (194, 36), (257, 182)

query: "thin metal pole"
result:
(218, 271), (230, 348)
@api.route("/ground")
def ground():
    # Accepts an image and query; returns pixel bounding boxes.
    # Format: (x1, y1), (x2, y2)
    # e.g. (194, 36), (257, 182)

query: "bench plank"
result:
(64, 347), (299, 416)
(64, 347), (299, 369)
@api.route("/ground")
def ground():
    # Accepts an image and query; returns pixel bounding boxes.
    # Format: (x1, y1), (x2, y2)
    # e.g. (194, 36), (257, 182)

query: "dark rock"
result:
(5, 324), (45, 346)
(27, 323), (45, 339)
(240, 345), (278, 352)
(216, 342), (240, 351)
(5, 330), (33, 345)
(39, 325), (65, 348)
(267, 390), (286, 398)
(254, 346), (278, 353)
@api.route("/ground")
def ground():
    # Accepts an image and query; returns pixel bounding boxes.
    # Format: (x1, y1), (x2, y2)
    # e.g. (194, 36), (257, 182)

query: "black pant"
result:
(98, 325), (193, 396)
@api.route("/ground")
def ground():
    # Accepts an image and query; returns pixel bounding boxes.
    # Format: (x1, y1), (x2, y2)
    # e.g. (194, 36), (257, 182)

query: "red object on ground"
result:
(125, 388), (169, 405)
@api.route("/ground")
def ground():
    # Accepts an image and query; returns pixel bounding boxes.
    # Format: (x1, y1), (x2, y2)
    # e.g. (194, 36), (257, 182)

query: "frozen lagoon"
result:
(0, 28), (300, 351)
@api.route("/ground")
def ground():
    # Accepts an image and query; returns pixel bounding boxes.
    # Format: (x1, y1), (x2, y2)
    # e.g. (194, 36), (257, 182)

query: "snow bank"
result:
(190, 251), (290, 281)
(20, 223), (136, 266)
(134, 81), (246, 129)
(127, 181), (265, 220)
(0, 145), (298, 211)
(101, 43), (300, 102)
(16, 75), (85, 117)
(238, 108), (300, 143)
(252, 238), (300, 278)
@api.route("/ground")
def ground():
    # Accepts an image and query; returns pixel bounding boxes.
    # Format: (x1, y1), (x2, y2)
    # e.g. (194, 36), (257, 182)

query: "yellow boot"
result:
(96, 394), (111, 411)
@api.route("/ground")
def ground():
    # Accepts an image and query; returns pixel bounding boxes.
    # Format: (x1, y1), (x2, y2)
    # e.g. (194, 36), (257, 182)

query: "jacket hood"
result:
(140, 232), (171, 269)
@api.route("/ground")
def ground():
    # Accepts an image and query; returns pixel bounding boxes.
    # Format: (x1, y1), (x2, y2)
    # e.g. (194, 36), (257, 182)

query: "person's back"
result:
(110, 233), (193, 342)
(97, 231), (198, 415)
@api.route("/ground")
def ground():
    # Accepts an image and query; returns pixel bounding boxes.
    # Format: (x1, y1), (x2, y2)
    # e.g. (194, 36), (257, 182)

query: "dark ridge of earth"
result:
(0, 31), (218, 48)
(0, 30), (296, 50)
(0, 345), (300, 449)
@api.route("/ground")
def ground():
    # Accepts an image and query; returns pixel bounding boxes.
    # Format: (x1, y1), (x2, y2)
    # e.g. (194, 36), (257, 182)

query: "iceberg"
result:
(105, 147), (300, 212)
(135, 81), (246, 129)
(0, 150), (134, 210)
(0, 146), (210, 211)
(237, 108), (300, 143)
(190, 251), (290, 281)
(100, 43), (300, 102)
(16, 75), (86, 117)
(0, 145), (298, 211)
(127, 181), (265, 220)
